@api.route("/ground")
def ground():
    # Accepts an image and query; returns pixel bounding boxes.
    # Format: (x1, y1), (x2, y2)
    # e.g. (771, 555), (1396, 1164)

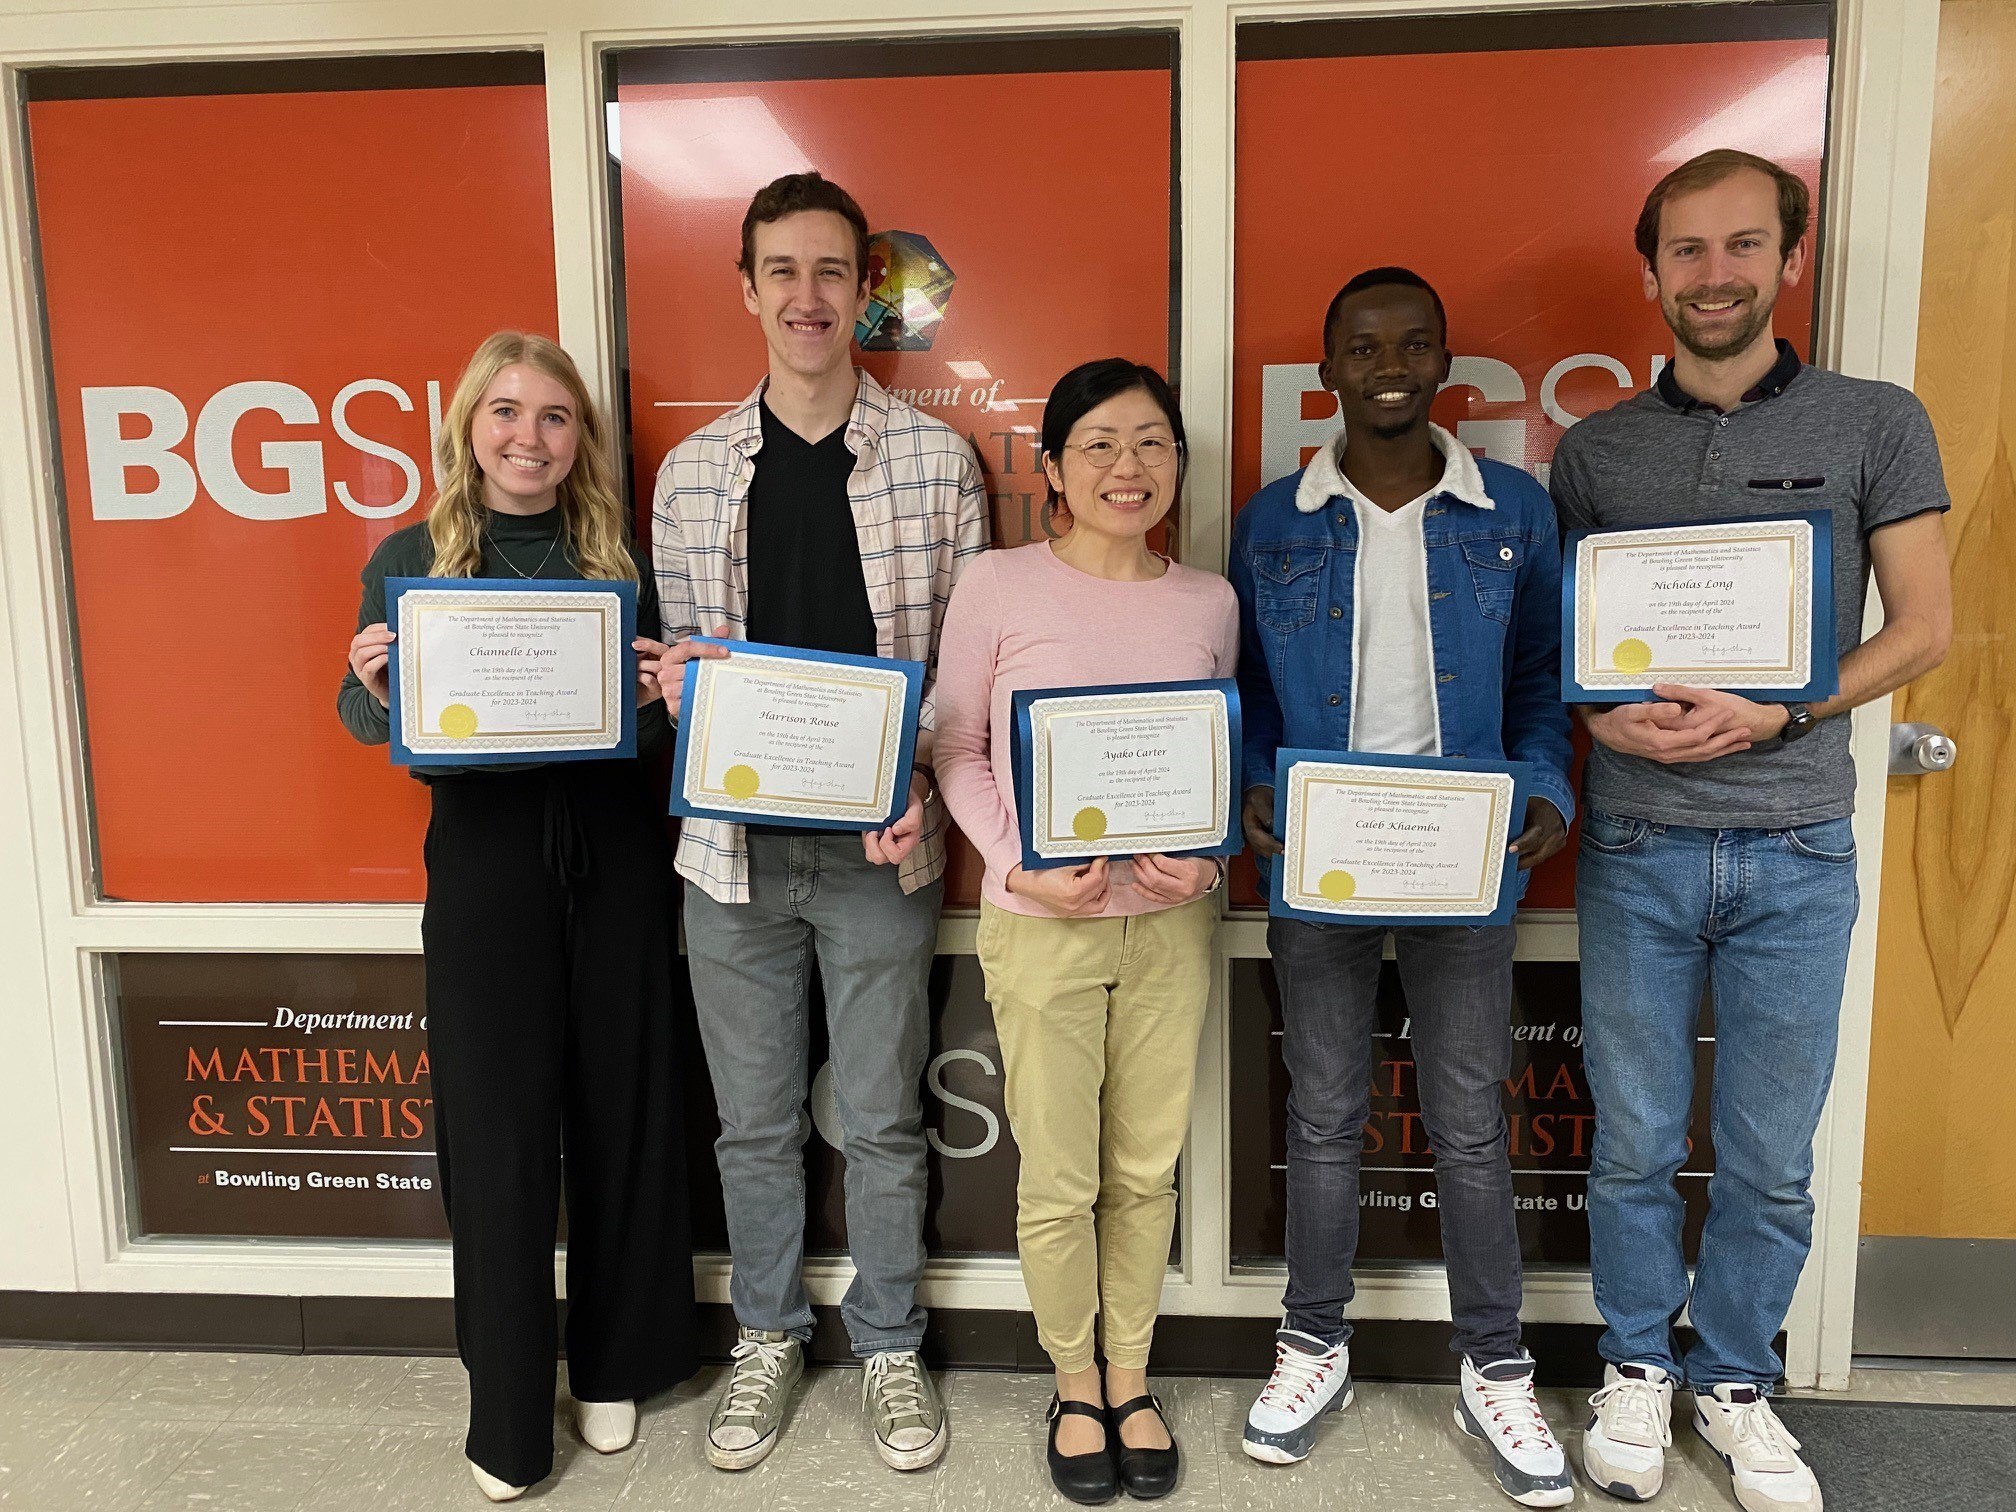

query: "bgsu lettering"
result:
(80, 379), (447, 522)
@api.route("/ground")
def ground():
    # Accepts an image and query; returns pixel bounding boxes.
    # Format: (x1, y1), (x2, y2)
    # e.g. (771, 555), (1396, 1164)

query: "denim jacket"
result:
(1229, 427), (1575, 894)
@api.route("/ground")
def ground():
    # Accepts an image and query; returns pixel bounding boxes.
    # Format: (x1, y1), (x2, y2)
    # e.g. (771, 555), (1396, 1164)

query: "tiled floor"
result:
(1, 1348), (2011, 1511)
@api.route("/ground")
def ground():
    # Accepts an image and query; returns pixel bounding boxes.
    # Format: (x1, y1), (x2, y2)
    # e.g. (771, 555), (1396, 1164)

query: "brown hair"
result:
(1634, 149), (1811, 266)
(736, 172), (871, 286)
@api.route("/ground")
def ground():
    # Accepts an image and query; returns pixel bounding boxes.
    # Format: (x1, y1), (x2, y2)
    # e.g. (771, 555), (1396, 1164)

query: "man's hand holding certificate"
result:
(1563, 512), (1838, 702)
(1269, 750), (1533, 926)
(670, 640), (924, 830)
(386, 577), (637, 765)
(1009, 679), (1241, 872)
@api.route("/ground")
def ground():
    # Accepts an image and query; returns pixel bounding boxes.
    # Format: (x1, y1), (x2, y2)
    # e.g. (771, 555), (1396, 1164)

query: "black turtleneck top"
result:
(336, 505), (671, 776)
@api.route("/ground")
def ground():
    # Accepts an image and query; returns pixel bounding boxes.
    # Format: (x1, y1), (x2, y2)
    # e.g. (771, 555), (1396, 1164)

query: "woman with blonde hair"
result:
(339, 331), (696, 1501)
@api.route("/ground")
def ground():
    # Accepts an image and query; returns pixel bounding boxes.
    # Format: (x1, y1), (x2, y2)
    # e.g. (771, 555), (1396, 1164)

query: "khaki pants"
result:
(977, 896), (1215, 1371)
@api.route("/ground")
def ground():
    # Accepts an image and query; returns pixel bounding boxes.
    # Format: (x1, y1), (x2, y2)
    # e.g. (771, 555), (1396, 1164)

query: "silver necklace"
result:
(491, 528), (561, 579)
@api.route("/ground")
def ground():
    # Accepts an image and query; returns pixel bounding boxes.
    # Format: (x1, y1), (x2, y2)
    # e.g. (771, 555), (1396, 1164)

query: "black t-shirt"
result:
(744, 400), (876, 657)
(743, 400), (878, 836)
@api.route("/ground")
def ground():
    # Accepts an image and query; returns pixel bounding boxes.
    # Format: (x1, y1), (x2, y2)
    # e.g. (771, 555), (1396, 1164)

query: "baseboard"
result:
(0, 1291), (1623, 1383)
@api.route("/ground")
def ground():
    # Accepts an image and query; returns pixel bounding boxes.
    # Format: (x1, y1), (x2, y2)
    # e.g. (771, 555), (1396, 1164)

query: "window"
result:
(27, 55), (559, 901)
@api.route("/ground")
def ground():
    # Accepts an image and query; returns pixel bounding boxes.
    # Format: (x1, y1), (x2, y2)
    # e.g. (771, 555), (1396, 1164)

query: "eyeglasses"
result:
(1063, 436), (1180, 470)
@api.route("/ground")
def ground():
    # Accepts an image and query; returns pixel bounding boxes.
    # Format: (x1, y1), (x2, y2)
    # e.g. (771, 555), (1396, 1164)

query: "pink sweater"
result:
(934, 541), (1240, 917)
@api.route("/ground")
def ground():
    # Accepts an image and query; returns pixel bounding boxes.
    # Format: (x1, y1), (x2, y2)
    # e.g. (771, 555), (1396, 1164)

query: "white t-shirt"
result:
(1348, 490), (1441, 757)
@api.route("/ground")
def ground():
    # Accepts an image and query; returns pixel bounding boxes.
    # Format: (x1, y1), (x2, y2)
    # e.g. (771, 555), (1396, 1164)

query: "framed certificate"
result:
(385, 577), (637, 766)
(1562, 511), (1838, 702)
(1270, 749), (1533, 927)
(670, 639), (924, 830)
(1008, 678), (1242, 872)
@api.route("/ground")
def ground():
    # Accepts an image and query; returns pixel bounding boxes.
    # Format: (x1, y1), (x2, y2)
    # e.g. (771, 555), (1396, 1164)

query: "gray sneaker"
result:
(706, 1328), (804, 1471)
(862, 1350), (948, 1470)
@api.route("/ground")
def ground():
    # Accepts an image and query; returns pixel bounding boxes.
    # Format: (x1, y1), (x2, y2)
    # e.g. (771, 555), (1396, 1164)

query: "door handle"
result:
(1889, 722), (1958, 775)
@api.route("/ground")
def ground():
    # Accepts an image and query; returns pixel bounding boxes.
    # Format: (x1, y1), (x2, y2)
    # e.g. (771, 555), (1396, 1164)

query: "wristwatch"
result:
(1778, 703), (1817, 746)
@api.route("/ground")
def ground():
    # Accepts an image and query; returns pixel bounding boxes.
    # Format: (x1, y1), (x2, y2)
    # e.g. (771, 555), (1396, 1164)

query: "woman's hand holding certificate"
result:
(1008, 679), (1242, 873)
(385, 577), (637, 765)
(670, 640), (925, 830)
(1269, 750), (1533, 926)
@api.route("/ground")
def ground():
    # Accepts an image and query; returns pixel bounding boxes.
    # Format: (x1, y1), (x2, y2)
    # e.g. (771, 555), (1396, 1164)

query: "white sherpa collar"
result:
(1293, 423), (1494, 514)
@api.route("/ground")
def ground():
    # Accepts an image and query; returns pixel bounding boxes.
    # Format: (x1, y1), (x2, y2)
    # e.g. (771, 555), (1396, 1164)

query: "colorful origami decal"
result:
(856, 230), (955, 351)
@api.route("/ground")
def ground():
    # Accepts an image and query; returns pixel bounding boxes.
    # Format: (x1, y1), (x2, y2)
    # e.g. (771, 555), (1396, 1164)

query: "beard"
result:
(1664, 279), (1778, 361)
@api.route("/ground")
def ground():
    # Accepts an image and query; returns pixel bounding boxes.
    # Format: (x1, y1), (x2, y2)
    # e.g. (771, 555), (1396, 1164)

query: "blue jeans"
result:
(1271, 919), (1526, 1364)
(1576, 807), (1859, 1390)
(683, 833), (942, 1358)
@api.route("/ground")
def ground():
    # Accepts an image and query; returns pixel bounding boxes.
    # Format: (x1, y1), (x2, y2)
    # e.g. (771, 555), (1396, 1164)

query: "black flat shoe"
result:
(1045, 1395), (1117, 1505)
(1110, 1393), (1179, 1500)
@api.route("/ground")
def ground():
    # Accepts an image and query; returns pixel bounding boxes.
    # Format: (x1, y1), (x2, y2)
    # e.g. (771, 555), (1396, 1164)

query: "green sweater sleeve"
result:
(336, 527), (429, 747)
(632, 544), (673, 757)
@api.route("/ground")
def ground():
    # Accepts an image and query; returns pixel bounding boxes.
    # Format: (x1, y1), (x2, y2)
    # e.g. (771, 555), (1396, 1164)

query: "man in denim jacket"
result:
(1230, 268), (1576, 1509)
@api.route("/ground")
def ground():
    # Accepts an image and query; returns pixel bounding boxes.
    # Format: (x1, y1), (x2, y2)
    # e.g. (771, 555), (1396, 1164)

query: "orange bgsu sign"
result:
(31, 80), (559, 901)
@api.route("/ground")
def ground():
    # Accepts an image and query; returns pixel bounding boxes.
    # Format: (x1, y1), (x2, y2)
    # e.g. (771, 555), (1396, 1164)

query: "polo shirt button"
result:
(1329, 606), (1343, 619)
(1328, 694), (1341, 706)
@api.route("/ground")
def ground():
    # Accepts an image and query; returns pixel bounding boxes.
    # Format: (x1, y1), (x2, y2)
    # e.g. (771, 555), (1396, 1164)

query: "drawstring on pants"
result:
(541, 770), (591, 889)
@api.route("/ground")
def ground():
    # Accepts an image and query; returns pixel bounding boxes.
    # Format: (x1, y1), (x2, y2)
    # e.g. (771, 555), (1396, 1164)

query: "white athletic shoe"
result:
(468, 1459), (526, 1502)
(1692, 1385), (1823, 1512)
(1455, 1355), (1574, 1507)
(1241, 1328), (1354, 1464)
(1583, 1364), (1673, 1501)
(573, 1397), (638, 1453)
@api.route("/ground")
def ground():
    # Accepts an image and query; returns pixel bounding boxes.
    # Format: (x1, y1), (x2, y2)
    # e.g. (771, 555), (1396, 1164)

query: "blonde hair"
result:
(425, 331), (638, 583)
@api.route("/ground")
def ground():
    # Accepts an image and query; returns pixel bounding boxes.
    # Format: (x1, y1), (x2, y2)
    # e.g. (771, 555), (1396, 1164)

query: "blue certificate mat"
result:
(1268, 749), (1534, 927)
(670, 639), (924, 831)
(1561, 510), (1838, 703)
(386, 576), (637, 766)
(1009, 678), (1243, 872)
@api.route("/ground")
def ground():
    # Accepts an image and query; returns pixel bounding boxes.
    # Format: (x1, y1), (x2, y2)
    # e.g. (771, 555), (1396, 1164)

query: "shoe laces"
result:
(1475, 1371), (1558, 1455)
(865, 1351), (928, 1423)
(1589, 1376), (1672, 1448)
(721, 1335), (793, 1418)
(1257, 1340), (1338, 1412)
(1723, 1396), (1803, 1469)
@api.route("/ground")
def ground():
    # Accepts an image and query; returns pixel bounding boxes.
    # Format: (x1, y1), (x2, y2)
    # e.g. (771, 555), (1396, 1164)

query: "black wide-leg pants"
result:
(421, 762), (697, 1487)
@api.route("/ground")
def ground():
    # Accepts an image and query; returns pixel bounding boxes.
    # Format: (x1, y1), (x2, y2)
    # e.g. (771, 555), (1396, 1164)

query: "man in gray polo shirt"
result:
(1551, 149), (1951, 1512)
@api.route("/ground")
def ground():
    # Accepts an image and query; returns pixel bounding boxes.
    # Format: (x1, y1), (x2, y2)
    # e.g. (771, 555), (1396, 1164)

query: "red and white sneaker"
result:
(1583, 1363), (1673, 1500)
(1693, 1385), (1823, 1512)
(1455, 1355), (1574, 1507)
(1241, 1329), (1353, 1464)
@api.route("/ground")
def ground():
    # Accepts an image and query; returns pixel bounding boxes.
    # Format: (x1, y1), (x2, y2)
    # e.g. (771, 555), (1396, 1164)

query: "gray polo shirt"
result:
(1550, 343), (1949, 829)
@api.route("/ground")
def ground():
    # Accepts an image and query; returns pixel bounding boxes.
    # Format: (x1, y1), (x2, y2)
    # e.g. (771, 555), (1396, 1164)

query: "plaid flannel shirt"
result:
(652, 369), (992, 904)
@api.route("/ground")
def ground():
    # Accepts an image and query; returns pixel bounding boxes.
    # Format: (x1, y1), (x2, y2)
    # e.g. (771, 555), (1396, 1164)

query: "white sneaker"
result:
(1583, 1364), (1673, 1501)
(1692, 1385), (1823, 1512)
(1455, 1356), (1574, 1507)
(572, 1397), (638, 1453)
(1241, 1328), (1354, 1464)
(468, 1459), (526, 1502)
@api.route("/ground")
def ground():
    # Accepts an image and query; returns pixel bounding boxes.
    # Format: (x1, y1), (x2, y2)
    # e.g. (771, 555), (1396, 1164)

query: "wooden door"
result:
(1859, 0), (2016, 1347)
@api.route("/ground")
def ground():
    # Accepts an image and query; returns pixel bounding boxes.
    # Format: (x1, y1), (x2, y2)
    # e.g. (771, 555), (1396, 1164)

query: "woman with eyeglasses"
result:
(935, 359), (1237, 1504)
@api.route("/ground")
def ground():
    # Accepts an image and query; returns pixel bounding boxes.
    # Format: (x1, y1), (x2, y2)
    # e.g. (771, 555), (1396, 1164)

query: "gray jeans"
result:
(1270, 919), (1525, 1364)
(683, 832), (941, 1357)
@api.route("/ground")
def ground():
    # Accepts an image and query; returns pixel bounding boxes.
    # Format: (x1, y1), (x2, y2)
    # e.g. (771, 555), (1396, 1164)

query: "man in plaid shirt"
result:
(646, 173), (989, 1476)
